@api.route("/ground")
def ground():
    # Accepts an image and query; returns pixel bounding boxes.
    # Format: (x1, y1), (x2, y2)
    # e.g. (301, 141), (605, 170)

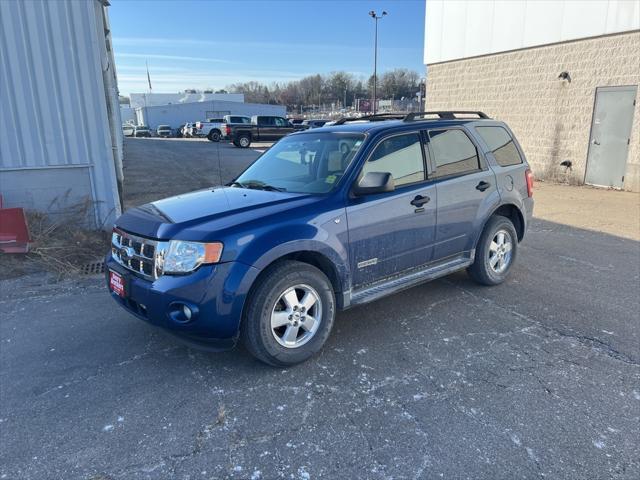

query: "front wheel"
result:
(241, 261), (336, 366)
(467, 215), (518, 286)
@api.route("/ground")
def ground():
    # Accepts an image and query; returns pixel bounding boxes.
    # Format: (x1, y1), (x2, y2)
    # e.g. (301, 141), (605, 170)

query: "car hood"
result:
(115, 186), (316, 239)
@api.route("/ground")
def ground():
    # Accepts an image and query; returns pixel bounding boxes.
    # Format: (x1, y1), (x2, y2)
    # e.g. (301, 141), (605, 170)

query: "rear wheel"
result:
(467, 215), (518, 286)
(238, 135), (251, 148)
(241, 261), (336, 366)
(208, 130), (221, 142)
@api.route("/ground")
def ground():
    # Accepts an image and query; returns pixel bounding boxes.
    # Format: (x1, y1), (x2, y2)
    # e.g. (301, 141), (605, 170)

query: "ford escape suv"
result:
(106, 111), (534, 366)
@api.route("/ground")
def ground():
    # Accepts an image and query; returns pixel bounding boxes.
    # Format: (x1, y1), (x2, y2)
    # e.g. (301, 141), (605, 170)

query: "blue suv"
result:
(106, 111), (534, 366)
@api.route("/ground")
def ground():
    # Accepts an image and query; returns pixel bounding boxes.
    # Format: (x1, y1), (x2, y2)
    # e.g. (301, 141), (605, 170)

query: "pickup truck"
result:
(228, 115), (294, 148)
(106, 111), (533, 366)
(220, 115), (251, 140)
(194, 118), (224, 142)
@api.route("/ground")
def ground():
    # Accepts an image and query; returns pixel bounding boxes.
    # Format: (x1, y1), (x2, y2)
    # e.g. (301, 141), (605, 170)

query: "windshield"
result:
(234, 132), (365, 194)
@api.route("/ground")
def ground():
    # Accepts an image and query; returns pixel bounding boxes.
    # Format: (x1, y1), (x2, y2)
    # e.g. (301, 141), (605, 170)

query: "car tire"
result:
(241, 261), (336, 367)
(238, 135), (251, 148)
(467, 215), (518, 286)
(208, 130), (221, 142)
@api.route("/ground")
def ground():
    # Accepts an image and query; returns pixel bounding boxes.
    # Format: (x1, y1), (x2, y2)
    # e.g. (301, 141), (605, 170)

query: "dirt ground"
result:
(534, 181), (640, 241)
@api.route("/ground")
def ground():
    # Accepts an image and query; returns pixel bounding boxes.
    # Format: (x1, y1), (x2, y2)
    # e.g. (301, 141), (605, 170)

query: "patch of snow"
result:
(251, 471), (262, 480)
(297, 466), (310, 480)
(593, 440), (605, 449)
(233, 465), (243, 472)
(357, 349), (367, 355)
(633, 390), (640, 400)
(526, 447), (538, 462)
(510, 434), (521, 446)
(277, 405), (286, 411)
(102, 424), (114, 432)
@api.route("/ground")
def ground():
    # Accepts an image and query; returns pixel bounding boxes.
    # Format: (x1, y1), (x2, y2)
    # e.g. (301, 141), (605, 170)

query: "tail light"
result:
(525, 169), (534, 197)
(225, 125), (231, 136)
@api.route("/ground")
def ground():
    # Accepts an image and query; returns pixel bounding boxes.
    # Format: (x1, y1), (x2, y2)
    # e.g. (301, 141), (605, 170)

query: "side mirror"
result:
(352, 172), (395, 196)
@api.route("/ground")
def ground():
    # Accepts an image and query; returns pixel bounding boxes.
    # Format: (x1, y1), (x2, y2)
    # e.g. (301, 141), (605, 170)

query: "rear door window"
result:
(428, 129), (480, 177)
(475, 126), (523, 167)
(361, 132), (425, 187)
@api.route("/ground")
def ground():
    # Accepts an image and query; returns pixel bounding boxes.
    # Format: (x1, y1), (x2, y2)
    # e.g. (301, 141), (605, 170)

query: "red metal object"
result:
(0, 195), (31, 253)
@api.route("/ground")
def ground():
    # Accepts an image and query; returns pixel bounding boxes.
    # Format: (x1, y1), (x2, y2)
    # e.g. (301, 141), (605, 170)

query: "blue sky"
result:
(109, 0), (426, 95)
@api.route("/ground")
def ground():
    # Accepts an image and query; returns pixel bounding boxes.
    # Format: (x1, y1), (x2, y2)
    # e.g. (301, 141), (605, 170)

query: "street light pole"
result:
(369, 10), (387, 115)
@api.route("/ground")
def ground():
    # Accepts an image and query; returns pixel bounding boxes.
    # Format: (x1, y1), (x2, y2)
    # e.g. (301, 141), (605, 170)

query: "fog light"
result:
(182, 305), (192, 321)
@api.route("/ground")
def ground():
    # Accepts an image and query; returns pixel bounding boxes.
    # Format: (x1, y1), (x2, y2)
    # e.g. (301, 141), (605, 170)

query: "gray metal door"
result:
(585, 86), (637, 189)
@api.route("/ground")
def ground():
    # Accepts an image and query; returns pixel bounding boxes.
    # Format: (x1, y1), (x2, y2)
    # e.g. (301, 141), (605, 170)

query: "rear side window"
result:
(362, 133), (425, 187)
(475, 126), (523, 167)
(258, 117), (274, 126)
(428, 129), (480, 177)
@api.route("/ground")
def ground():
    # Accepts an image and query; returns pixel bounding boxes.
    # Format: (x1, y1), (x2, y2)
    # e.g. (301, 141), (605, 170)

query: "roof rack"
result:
(403, 111), (490, 122)
(333, 113), (406, 125)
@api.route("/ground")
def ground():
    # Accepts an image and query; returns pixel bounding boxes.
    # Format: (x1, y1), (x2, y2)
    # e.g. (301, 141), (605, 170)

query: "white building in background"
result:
(129, 92), (244, 109)
(0, 0), (122, 228)
(424, 0), (640, 191)
(135, 100), (286, 130)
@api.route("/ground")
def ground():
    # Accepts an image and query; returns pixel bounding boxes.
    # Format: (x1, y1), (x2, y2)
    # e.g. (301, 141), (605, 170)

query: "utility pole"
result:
(369, 10), (387, 115)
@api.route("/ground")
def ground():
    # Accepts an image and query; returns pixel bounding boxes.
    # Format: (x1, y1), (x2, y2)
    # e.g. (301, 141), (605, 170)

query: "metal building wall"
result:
(136, 100), (286, 130)
(0, 0), (122, 228)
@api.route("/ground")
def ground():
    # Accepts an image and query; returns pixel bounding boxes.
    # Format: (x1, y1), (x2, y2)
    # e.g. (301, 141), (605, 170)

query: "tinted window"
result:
(362, 133), (425, 187)
(428, 129), (480, 177)
(476, 126), (523, 167)
(258, 117), (274, 126)
(275, 117), (288, 127)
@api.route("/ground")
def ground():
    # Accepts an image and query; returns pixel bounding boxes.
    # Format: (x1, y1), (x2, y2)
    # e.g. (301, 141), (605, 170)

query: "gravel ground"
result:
(1, 138), (639, 479)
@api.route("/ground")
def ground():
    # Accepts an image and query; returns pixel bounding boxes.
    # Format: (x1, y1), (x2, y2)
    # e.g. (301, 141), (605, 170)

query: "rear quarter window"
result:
(475, 126), (523, 167)
(428, 129), (480, 177)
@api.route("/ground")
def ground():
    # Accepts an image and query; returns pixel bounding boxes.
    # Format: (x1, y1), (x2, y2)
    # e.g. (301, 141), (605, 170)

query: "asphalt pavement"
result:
(1, 138), (639, 479)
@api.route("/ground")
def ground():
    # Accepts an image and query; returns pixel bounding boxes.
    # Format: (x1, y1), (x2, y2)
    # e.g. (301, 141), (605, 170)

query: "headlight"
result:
(162, 240), (223, 274)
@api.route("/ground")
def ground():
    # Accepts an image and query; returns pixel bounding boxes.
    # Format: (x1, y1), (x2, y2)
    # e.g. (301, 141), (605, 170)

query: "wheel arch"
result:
(246, 249), (347, 311)
(486, 203), (526, 241)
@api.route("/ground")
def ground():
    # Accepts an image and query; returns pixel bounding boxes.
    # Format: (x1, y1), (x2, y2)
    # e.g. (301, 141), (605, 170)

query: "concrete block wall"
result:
(425, 31), (640, 191)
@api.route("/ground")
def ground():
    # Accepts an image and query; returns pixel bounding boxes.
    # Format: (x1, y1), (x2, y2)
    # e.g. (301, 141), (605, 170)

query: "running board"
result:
(348, 256), (473, 307)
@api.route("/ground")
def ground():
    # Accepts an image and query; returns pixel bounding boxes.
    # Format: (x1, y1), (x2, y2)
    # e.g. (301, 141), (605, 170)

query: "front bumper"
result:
(105, 253), (259, 350)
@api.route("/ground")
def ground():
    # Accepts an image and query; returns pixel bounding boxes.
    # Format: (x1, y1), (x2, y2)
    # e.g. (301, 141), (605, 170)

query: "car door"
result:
(274, 117), (294, 138)
(346, 131), (437, 288)
(425, 127), (498, 261)
(256, 116), (277, 141)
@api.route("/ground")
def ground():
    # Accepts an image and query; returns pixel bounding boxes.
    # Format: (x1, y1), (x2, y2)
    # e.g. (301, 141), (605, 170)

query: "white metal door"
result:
(585, 86), (637, 189)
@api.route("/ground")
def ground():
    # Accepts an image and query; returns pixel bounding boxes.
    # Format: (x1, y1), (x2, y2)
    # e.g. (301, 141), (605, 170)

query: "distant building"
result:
(135, 100), (286, 130)
(129, 92), (244, 109)
(424, 0), (640, 191)
(0, 0), (122, 228)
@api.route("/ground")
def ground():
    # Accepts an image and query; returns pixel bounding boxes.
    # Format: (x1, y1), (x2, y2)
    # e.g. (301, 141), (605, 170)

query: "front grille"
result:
(112, 229), (162, 279)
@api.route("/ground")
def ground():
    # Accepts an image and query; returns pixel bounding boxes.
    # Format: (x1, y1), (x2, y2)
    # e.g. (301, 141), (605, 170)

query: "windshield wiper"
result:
(227, 180), (286, 192)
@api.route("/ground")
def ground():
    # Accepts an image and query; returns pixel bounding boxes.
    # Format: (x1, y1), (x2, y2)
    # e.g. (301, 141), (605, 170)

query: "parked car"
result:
(300, 119), (330, 130)
(220, 115), (251, 140)
(289, 118), (305, 131)
(228, 115), (294, 148)
(133, 125), (151, 138)
(194, 118), (224, 141)
(175, 124), (185, 138)
(122, 124), (135, 137)
(156, 125), (172, 138)
(106, 111), (533, 366)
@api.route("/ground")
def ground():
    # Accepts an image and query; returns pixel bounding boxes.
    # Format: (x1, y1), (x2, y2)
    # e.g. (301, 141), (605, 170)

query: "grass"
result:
(0, 201), (110, 281)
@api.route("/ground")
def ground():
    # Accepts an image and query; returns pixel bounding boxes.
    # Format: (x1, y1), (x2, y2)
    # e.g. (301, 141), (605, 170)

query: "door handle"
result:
(476, 181), (491, 192)
(410, 195), (431, 207)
